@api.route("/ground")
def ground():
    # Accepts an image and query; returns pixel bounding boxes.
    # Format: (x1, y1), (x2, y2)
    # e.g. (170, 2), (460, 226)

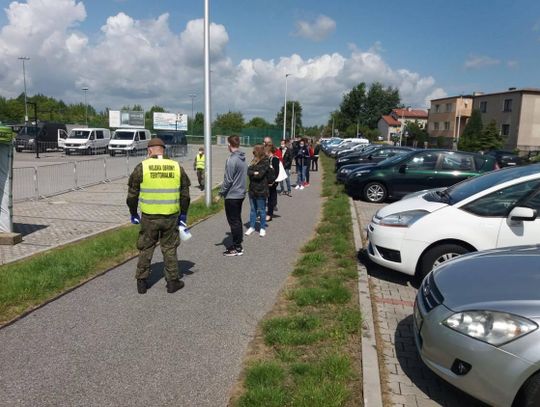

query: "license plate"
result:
(69, 149), (76, 152)
(413, 300), (423, 332)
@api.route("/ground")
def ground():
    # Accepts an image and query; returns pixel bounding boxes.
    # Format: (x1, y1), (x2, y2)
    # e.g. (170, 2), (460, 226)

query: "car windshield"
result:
(442, 165), (540, 204)
(18, 126), (39, 136)
(378, 151), (414, 166)
(159, 134), (174, 143)
(68, 130), (90, 139)
(113, 131), (135, 140)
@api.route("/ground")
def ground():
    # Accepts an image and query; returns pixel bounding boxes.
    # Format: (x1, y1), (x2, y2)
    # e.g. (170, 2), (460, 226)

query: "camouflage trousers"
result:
(135, 213), (180, 282)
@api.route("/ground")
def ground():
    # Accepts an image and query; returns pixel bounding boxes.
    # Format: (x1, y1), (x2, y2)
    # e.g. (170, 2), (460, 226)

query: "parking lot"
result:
(354, 200), (486, 407)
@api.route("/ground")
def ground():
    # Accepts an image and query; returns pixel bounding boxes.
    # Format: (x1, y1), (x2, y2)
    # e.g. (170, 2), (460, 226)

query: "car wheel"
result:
(515, 372), (540, 407)
(65, 150), (71, 155)
(109, 151), (115, 157)
(419, 244), (470, 279)
(363, 182), (387, 203)
(15, 147), (22, 153)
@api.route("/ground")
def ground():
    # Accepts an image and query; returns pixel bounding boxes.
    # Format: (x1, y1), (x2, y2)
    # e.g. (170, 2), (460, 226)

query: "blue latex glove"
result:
(178, 213), (187, 226)
(131, 214), (141, 224)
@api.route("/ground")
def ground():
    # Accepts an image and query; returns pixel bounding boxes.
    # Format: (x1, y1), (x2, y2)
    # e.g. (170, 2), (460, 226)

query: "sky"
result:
(0, 0), (539, 126)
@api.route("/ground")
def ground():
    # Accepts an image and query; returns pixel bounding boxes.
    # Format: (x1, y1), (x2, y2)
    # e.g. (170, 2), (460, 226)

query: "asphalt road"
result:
(0, 167), (322, 406)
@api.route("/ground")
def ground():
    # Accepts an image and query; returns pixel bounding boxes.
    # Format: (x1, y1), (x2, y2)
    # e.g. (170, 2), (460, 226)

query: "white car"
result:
(367, 164), (540, 278)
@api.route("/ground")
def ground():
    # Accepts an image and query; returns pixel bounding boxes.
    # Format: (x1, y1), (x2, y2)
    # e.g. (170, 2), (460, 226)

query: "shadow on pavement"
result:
(395, 315), (488, 407)
(357, 248), (420, 289)
(146, 260), (196, 288)
(14, 223), (48, 236)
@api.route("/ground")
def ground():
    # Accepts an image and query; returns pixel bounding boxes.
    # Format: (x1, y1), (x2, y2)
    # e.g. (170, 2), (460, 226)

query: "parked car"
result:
(108, 128), (151, 156)
(414, 245), (540, 407)
(154, 130), (188, 157)
(15, 122), (66, 152)
(335, 143), (374, 159)
(64, 128), (111, 155)
(485, 150), (524, 167)
(345, 149), (496, 203)
(367, 164), (540, 277)
(335, 146), (414, 172)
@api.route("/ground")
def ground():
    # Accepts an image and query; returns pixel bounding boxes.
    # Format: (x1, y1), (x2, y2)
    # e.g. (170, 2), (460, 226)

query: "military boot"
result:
(166, 279), (185, 293)
(137, 279), (148, 294)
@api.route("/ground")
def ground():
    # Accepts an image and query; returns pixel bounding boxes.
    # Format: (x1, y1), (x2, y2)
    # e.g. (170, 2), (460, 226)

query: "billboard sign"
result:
(153, 112), (188, 131)
(109, 110), (145, 128)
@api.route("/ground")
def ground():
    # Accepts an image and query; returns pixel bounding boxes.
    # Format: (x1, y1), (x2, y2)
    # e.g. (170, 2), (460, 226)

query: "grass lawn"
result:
(230, 154), (363, 407)
(0, 188), (224, 326)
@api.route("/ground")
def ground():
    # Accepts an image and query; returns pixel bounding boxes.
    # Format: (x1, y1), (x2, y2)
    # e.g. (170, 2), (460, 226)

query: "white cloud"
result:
(0, 1), (444, 125)
(507, 60), (518, 68)
(294, 15), (336, 42)
(464, 54), (500, 69)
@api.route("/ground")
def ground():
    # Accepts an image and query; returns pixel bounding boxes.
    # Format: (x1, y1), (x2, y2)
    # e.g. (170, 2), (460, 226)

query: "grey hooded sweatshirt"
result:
(219, 149), (247, 199)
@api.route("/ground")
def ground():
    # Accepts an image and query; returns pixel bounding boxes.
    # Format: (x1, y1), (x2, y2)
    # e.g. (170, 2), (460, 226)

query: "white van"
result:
(64, 128), (111, 155)
(108, 128), (150, 156)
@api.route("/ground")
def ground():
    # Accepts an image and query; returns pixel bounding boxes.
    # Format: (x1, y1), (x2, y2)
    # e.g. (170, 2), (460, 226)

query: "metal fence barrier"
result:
(13, 145), (198, 203)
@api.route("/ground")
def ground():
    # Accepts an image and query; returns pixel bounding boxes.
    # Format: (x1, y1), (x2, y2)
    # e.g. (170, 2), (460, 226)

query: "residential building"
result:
(377, 115), (401, 143)
(473, 88), (540, 152)
(427, 96), (473, 147)
(377, 108), (428, 143)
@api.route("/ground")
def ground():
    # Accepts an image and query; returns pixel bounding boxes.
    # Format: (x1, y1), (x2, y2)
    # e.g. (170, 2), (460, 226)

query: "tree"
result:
(361, 82), (400, 128)
(275, 101), (303, 136)
(339, 83), (366, 129)
(213, 111), (245, 131)
(478, 120), (504, 151)
(246, 117), (271, 128)
(458, 109), (483, 151)
(404, 121), (428, 147)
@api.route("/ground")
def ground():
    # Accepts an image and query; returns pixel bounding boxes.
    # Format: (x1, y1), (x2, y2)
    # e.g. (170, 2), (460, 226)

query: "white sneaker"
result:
(295, 185), (300, 190)
(299, 185), (304, 190)
(259, 228), (266, 237)
(245, 227), (255, 236)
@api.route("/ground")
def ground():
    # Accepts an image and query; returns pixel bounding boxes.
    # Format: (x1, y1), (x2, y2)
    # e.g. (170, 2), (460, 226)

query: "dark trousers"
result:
(267, 185), (278, 218)
(305, 159), (311, 183)
(225, 198), (244, 249)
(196, 169), (205, 188)
(311, 156), (319, 171)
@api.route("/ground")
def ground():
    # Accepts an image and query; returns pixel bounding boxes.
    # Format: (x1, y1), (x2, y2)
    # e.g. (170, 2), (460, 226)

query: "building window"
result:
(444, 121), (450, 130)
(446, 103), (452, 112)
(480, 101), (487, 113)
(501, 124), (510, 136)
(503, 99), (513, 112)
(434, 122), (439, 130)
(435, 104), (440, 113)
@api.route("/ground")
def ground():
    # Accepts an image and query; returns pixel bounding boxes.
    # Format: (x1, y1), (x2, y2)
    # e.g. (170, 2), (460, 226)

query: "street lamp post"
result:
(282, 73), (290, 140)
(290, 101), (295, 139)
(82, 87), (89, 126)
(18, 57), (30, 123)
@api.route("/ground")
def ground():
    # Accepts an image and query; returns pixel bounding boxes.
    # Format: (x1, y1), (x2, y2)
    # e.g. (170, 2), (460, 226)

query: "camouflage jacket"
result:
(127, 156), (191, 217)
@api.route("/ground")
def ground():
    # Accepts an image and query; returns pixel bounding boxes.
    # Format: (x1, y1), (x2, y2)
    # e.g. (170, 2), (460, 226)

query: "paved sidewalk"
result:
(0, 161), (323, 406)
(354, 200), (486, 407)
(1, 147), (229, 265)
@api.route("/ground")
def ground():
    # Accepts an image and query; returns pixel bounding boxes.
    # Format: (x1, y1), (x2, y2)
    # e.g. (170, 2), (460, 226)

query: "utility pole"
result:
(82, 87), (89, 126)
(188, 93), (196, 132)
(18, 57), (30, 123)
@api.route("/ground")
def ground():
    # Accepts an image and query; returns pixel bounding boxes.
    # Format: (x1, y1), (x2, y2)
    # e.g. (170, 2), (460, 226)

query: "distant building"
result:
(427, 96), (473, 148)
(378, 108), (428, 143)
(473, 88), (540, 153)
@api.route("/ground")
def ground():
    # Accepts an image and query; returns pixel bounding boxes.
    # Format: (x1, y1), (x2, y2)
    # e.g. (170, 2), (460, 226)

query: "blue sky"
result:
(0, 0), (538, 125)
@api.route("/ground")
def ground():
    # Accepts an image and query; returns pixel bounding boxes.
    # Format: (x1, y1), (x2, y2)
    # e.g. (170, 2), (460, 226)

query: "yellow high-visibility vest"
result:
(139, 158), (181, 215)
(195, 153), (205, 170)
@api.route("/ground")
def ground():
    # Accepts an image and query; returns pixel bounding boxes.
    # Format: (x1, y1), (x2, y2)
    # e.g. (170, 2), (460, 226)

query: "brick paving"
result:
(0, 146), (229, 265)
(353, 200), (486, 407)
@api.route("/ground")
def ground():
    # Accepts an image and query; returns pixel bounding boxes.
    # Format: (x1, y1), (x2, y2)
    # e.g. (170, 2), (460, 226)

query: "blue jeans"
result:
(249, 197), (267, 229)
(279, 169), (291, 193)
(296, 165), (306, 185)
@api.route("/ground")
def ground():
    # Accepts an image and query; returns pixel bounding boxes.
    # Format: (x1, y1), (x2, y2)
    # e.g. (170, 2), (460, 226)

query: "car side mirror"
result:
(509, 206), (537, 222)
(399, 164), (407, 174)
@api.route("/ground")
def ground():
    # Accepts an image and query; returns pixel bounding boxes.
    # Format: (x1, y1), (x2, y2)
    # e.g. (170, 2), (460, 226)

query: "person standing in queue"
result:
(216, 135), (247, 256)
(127, 137), (191, 294)
(193, 146), (205, 190)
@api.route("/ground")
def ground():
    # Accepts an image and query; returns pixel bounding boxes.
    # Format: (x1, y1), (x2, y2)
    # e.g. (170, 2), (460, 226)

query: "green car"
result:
(344, 149), (497, 203)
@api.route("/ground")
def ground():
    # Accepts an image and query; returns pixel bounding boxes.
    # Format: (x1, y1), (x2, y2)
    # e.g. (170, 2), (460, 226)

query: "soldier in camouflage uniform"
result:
(127, 137), (191, 294)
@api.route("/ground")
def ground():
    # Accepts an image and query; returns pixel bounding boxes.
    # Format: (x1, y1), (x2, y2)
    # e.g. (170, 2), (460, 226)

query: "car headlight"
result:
(352, 170), (371, 178)
(340, 158), (349, 162)
(28, 138), (35, 143)
(341, 168), (352, 174)
(443, 311), (538, 346)
(378, 210), (429, 227)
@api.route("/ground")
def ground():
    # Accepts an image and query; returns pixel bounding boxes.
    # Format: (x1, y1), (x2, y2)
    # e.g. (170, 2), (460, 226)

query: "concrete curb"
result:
(350, 197), (383, 407)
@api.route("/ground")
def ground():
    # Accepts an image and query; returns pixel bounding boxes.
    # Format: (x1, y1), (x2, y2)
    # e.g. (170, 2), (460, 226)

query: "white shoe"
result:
(259, 228), (266, 237)
(299, 185), (304, 190)
(295, 185), (300, 190)
(245, 227), (255, 236)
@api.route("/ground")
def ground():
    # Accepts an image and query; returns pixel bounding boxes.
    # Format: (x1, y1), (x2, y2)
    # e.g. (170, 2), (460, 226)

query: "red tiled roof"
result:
(381, 115), (401, 126)
(392, 108), (428, 119)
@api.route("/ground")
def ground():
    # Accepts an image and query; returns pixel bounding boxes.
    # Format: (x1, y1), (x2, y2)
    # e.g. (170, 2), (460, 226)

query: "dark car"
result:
(15, 122), (66, 152)
(335, 146), (414, 172)
(344, 149), (497, 203)
(485, 150), (524, 168)
(155, 130), (188, 157)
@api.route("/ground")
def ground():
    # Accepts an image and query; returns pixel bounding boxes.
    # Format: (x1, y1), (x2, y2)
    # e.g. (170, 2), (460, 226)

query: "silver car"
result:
(414, 245), (540, 407)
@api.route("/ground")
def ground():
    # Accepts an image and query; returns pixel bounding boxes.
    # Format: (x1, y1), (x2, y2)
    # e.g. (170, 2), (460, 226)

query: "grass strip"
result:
(232, 154), (363, 407)
(0, 187), (224, 325)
